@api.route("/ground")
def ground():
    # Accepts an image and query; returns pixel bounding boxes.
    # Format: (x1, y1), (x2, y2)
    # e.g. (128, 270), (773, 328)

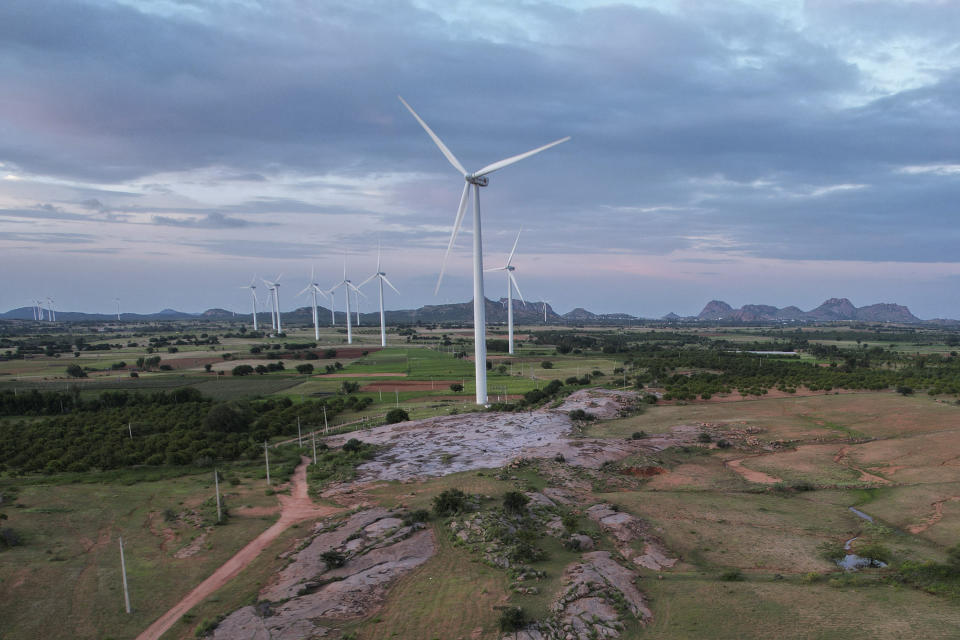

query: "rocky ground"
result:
(213, 508), (435, 640)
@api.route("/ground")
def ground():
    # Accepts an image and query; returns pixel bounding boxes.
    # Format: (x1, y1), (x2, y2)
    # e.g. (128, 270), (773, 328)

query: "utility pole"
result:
(297, 416), (302, 448)
(128, 422), (133, 440)
(311, 430), (317, 465)
(323, 406), (328, 434)
(119, 537), (131, 614)
(214, 470), (222, 523)
(264, 441), (270, 485)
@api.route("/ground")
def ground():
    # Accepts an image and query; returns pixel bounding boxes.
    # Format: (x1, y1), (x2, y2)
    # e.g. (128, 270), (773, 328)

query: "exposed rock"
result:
(555, 388), (639, 420)
(569, 534), (594, 551)
(633, 541), (677, 571)
(211, 605), (329, 640)
(262, 508), (389, 602)
(586, 504), (645, 544)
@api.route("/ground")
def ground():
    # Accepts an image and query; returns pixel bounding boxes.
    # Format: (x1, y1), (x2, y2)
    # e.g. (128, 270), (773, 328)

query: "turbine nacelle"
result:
(466, 175), (489, 186)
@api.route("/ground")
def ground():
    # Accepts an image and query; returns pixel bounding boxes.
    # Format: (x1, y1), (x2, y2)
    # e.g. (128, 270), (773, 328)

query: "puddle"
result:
(838, 507), (887, 571)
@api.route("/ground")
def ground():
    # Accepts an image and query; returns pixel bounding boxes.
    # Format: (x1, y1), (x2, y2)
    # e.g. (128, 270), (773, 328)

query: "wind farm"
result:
(4, 3), (960, 640)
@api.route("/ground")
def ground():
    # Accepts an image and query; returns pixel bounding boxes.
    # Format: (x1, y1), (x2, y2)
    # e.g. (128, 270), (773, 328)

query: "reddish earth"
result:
(726, 457), (781, 484)
(136, 457), (341, 640)
(361, 380), (459, 392)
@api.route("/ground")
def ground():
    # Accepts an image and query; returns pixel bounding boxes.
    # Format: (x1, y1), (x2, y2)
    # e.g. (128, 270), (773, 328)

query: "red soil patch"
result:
(361, 380), (459, 392)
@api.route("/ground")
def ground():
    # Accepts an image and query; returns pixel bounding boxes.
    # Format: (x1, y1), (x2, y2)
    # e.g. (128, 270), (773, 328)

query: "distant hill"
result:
(0, 296), (940, 326)
(694, 297), (922, 323)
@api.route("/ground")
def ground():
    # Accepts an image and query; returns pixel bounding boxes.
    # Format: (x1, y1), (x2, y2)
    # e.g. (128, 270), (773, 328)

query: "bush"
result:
(385, 408), (410, 424)
(340, 381), (359, 394)
(231, 364), (254, 376)
(855, 542), (892, 564)
(697, 432), (712, 443)
(503, 491), (530, 514)
(817, 541), (846, 563)
(498, 607), (527, 632)
(342, 438), (364, 453)
(433, 488), (468, 517)
(719, 569), (745, 582)
(540, 361), (553, 369)
(568, 409), (596, 422)
(401, 509), (430, 526)
(321, 550), (346, 568)
(449, 383), (464, 392)
(0, 527), (22, 548)
(631, 431), (646, 440)
(296, 364), (314, 375)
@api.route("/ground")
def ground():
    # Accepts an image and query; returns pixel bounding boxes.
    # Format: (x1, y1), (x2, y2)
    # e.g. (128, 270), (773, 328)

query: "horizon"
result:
(2, 1), (959, 318)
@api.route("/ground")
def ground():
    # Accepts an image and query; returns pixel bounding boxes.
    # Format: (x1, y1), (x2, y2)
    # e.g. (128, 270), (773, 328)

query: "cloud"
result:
(150, 212), (260, 228)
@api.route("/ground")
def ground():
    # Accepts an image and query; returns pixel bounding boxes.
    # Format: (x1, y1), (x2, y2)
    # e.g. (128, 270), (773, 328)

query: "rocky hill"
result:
(694, 298), (922, 323)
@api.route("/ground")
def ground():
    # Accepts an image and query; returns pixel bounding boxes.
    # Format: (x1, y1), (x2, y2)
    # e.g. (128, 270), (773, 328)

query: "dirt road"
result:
(136, 457), (339, 640)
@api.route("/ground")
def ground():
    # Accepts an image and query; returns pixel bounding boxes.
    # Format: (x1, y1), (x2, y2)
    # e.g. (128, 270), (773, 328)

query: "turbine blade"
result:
(483, 267), (507, 272)
(357, 273), (377, 288)
(297, 284), (311, 296)
(509, 272), (526, 305)
(435, 182), (470, 295)
(473, 136), (570, 177)
(507, 228), (522, 266)
(348, 282), (367, 297)
(398, 96), (467, 176)
(376, 240), (382, 272)
(382, 275), (400, 295)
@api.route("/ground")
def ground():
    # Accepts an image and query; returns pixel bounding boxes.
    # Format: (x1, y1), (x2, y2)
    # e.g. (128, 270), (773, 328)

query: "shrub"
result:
(342, 438), (364, 453)
(719, 569), (745, 582)
(385, 408), (410, 424)
(503, 491), (530, 514)
(340, 381), (359, 394)
(449, 383), (464, 392)
(296, 364), (314, 375)
(231, 364), (254, 376)
(697, 432), (712, 443)
(401, 509), (430, 526)
(321, 550), (346, 568)
(433, 488), (468, 517)
(561, 512), (579, 533)
(631, 431), (647, 440)
(568, 409), (596, 422)
(498, 607), (527, 632)
(855, 542), (892, 564)
(0, 527), (23, 548)
(716, 438), (732, 449)
(817, 541), (847, 563)
(540, 361), (553, 369)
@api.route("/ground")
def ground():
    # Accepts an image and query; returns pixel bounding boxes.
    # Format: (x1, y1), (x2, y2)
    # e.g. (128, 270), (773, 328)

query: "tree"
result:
(65, 364), (86, 378)
(449, 383), (464, 392)
(296, 364), (314, 375)
(540, 361), (554, 369)
(231, 364), (254, 376)
(503, 490), (530, 514)
(204, 363), (213, 372)
(204, 403), (251, 433)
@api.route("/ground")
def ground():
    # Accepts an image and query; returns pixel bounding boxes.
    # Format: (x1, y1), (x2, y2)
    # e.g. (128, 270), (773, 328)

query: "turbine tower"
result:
(399, 96), (569, 404)
(115, 298), (121, 322)
(327, 258), (364, 344)
(485, 230), (525, 355)
(298, 267), (329, 341)
(242, 278), (259, 331)
(358, 246), (400, 347)
(47, 297), (56, 322)
(262, 275), (283, 334)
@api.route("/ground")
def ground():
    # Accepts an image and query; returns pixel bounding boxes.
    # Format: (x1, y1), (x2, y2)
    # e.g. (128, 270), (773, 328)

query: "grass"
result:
(0, 467), (279, 640)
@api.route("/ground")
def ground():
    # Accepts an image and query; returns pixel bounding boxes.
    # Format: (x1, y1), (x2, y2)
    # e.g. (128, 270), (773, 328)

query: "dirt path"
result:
(726, 457), (781, 484)
(136, 457), (340, 640)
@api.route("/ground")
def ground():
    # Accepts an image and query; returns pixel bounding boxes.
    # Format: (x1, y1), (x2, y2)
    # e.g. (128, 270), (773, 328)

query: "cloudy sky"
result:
(2, 0), (959, 318)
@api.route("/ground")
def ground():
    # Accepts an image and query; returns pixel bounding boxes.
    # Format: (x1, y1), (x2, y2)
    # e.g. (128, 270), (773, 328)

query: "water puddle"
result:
(838, 507), (887, 571)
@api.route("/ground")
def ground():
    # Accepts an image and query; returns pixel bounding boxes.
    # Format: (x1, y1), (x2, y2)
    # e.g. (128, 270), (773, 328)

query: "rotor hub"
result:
(466, 175), (489, 186)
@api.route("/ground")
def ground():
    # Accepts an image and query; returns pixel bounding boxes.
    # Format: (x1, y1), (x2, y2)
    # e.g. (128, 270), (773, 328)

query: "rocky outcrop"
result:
(696, 297), (921, 323)
(586, 504), (677, 572)
(214, 509), (435, 640)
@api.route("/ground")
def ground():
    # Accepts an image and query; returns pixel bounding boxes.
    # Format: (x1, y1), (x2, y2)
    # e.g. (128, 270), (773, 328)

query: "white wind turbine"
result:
(327, 259), (364, 345)
(46, 297), (56, 322)
(485, 230), (525, 355)
(115, 298), (121, 322)
(358, 246), (400, 347)
(399, 96), (569, 405)
(242, 278), (258, 331)
(262, 275), (283, 334)
(298, 267), (329, 341)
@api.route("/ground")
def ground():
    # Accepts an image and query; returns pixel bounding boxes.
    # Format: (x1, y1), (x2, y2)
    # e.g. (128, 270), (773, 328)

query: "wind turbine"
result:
(298, 267), (329, 341)
(327, 259), (364, 344)
(399, 95), (569, 405)
(242, 278), (258, 331)
(358, 246), (400, 347)
(115, 298), (121, 322)
(485, 230), (525, 355)
(262, 275), (283, 334)
(47, 297), (56, 322)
